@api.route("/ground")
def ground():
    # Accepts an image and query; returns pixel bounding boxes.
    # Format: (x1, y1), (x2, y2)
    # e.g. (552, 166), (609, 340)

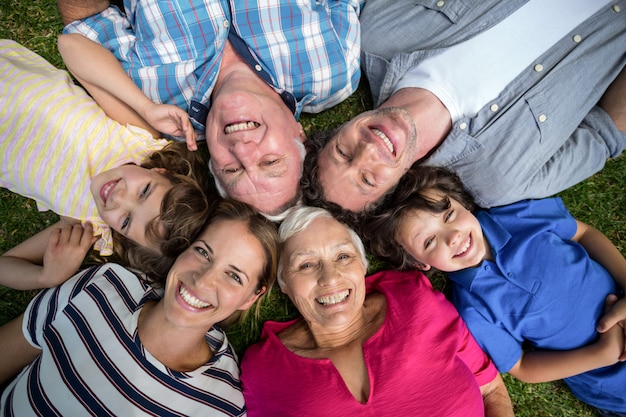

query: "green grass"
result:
(1, 1), (624, 415)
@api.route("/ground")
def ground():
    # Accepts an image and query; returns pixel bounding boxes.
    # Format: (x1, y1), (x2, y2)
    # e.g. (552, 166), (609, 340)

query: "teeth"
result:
(102, 182), (115, 203)
(224, 121), (260, 134)
(372, 128), (394, 154)
(455, 237), (471, 257)
(316, 290), (350, 306)
(179, 285), (211, 308)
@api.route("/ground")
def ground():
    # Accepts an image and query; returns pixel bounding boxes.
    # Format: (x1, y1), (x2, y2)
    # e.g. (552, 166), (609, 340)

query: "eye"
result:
(424, 236), (434, 249)
(228, 271), (242, 283)
(336, 144), (349, 160)
(140, 184), (150, 198)
(299, 261), (315, 270)
(361, 173), (374, 187)
(444, 210), (454, 222)
(337, 253), (353, 263)
(194, 246), (209, 259)
(121, 215), (130, 231)
(261, 159), (278, 167)
(223, 165), (242, 174)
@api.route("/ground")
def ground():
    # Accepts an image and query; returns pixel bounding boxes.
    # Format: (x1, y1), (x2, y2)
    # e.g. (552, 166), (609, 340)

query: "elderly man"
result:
(302, 0), (626, 218)
(56, 0), (362, 217)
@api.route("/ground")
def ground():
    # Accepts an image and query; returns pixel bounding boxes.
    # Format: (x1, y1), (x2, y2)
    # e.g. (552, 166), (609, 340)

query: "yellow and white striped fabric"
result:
(0, 40), (168, 255)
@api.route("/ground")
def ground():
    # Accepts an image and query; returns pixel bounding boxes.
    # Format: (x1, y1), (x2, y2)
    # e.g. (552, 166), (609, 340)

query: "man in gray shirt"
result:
(302, 0), (626, 218)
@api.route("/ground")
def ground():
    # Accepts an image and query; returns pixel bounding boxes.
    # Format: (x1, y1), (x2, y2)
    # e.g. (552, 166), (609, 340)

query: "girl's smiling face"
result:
(395, 190), (490, 272)
(162, 218), (266, 329)
(90, 165), (172, 247)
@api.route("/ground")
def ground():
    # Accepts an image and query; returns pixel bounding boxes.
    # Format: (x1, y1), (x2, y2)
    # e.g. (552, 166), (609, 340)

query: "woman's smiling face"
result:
(162, 218), (266, 329)
(280, 216), (367, 329)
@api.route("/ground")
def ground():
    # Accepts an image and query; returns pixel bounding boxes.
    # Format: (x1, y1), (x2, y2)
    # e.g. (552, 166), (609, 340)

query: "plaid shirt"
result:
(64, 0), (363, 127)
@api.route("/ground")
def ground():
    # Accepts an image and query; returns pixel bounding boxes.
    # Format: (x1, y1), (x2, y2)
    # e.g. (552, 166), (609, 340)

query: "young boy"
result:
(364, 166), (626, 416)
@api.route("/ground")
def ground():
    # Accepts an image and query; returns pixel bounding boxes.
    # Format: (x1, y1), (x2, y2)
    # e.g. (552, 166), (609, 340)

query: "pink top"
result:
(241, 269), (497, 417)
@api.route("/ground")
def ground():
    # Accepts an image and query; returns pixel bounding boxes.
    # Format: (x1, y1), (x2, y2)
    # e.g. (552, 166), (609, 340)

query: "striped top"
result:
(0, 263), (245, 416)
(0, 40), (168, 255)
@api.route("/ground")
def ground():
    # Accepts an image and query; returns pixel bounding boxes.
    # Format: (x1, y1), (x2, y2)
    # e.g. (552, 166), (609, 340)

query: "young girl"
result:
(0, 199), (279, 415)
(363, 165), (626, 416)
(0, 40), (215, 289)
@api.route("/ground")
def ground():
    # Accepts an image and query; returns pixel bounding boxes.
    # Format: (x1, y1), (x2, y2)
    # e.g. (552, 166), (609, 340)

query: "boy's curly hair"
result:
(110, 142), (219, 284)
(362, 166), (475, 271)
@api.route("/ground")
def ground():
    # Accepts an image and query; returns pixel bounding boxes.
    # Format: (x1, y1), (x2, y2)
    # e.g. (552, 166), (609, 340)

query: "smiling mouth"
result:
(454, 236), (472, 257)
(371, 128), (395, 155)
(100, 180), (119, 205)
(224, 121), (260, 134)
(315, 289), (350, 306)
(179, 283), (211, 309)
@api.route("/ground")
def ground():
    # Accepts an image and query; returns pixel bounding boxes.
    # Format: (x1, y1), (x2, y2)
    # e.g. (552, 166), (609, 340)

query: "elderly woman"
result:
(241, 206), (513, 416)
(0, 200), (278, 416)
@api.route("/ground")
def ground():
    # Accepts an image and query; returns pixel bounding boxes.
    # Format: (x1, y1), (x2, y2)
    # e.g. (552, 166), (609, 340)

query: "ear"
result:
(414, 261), (431, 271)
(151, 167), (167, 174)
(297, 123), (306, 143)
(238, 286), (266, 311)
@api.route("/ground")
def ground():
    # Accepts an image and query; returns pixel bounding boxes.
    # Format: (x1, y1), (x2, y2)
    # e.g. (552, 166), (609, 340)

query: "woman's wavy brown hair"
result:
(362, 166), (475, 271)
(110, 142), (219, 284)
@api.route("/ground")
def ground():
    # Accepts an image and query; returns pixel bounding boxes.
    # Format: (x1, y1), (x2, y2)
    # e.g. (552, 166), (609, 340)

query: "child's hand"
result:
(595, 294), (626, 363)
(41, 223), (97, 287)
(142, 102), (198, 150)
(597, 294), (626, 360)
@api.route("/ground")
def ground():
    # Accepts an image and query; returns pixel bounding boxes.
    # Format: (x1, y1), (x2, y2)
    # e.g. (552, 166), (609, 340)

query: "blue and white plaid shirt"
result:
(64, 0), (363, 128)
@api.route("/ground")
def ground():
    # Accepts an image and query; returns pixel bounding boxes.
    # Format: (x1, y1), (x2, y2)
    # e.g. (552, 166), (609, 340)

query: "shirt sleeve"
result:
(21, 266), (104, 349)
(456, 303), (524, 374)
(453, 306), (500, 386)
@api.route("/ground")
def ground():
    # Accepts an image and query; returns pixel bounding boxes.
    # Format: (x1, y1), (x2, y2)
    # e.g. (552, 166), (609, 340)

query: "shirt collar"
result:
(447, 209), (511, 289)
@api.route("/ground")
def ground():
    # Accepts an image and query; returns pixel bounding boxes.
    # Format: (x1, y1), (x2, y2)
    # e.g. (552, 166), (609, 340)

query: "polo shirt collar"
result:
(447, 210), (511, 289)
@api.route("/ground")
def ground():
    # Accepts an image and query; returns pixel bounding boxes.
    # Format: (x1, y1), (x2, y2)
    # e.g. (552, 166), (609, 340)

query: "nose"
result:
(107, 185), (128, 208)
(195, 267), (218, 290)
(318, 263), (339, 286)
(445, 228), (462, 247)
(231, 141), (260, 166)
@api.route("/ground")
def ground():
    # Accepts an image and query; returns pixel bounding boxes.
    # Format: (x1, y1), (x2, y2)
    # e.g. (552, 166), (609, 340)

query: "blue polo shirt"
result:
(448, 197), (626, 412)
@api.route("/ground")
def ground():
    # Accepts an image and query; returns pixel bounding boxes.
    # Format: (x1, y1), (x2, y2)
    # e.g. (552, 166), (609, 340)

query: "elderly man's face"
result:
(317, 107), (418, 212)
(206, 90), (305, 215)
(280, 216), (367, 329)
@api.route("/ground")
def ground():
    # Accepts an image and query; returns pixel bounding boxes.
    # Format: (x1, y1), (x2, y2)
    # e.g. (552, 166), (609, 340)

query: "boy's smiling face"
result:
(395, 190), (490, 272)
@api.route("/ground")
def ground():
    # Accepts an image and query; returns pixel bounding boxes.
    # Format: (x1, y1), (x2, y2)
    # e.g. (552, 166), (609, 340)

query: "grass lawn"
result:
(1, 1), (624, 415)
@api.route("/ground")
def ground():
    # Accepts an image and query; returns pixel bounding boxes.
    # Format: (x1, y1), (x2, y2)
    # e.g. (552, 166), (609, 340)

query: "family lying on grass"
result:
(1, 0), (626, 415)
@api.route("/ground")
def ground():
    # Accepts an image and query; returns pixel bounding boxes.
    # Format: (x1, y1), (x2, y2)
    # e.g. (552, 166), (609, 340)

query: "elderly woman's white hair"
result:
(276, 205), (368, 289)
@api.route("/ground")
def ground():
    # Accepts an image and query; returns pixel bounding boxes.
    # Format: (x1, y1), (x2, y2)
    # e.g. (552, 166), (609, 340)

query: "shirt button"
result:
(484, 265), (491, 271)
(459, 122), (468, 130)
(223, 20), (229, 28)
(573, 34), (582, 43)
(507, 273), (514, 278)
(490, 103), (499, 112)
(534, 64), (544, 72)
(436, 0), (445, 7)
(255, 64), (262, 72)
(538, 114), (547, 123)
(614, 5), (621, 12)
